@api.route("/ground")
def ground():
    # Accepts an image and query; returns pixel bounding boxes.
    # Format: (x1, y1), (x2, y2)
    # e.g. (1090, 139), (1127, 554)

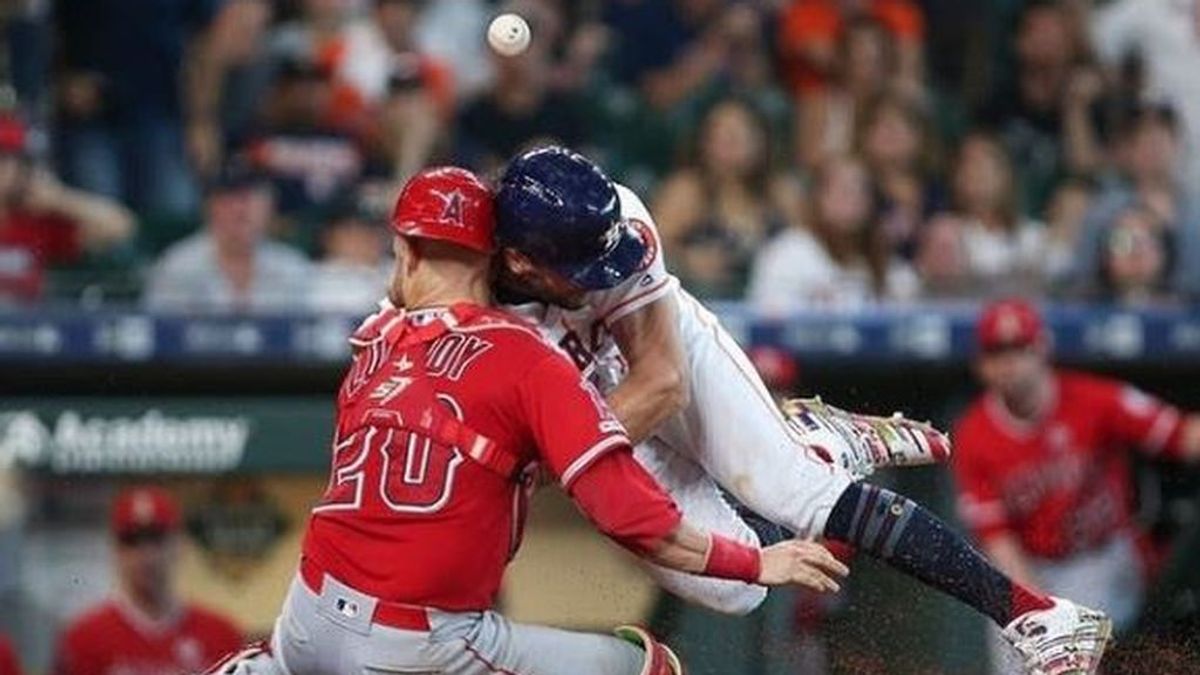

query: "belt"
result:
(299, 557), (432, 632)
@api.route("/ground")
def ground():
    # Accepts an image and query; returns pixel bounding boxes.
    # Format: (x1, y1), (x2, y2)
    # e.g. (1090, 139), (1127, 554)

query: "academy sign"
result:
(0, 409), (250, 474)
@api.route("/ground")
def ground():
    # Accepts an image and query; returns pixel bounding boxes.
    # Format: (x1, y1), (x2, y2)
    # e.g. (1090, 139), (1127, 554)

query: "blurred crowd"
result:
(1, 0), (1199, 313)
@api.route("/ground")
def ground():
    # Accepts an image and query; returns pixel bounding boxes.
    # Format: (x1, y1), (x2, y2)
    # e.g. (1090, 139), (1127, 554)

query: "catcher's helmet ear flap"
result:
(391, 167), (495, 253)
(495, 146), (648, 291)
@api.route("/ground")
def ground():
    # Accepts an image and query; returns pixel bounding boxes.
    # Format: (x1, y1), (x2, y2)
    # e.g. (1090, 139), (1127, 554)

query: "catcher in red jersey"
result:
(53, 487), (243, 675)
(953, 298), (1200, 673)
(207, 167), (848, 675)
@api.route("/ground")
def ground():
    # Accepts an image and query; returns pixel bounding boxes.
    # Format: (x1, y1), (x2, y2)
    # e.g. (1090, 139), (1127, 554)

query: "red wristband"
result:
(703, 534), (762, 584)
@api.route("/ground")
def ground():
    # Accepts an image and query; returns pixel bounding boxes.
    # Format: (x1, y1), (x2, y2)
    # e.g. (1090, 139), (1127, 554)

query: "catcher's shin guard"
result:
(615, 625), (685, 675)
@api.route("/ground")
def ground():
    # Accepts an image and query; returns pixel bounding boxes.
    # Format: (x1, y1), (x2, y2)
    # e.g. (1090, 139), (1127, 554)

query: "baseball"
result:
(487, 13), (531, 57)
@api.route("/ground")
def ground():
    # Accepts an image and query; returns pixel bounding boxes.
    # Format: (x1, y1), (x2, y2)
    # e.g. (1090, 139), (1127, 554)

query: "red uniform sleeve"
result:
(951, 415), (1012, 543)
(567, 448), (683, 556)
(517, 352), (631, 487)
(0, 635), (22, 675)
(1098, 380), (1187, 459)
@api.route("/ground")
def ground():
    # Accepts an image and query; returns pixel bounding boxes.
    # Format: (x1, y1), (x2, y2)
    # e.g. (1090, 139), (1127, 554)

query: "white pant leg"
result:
(659, 295), (854, 540)
(633, 439), (768, 615)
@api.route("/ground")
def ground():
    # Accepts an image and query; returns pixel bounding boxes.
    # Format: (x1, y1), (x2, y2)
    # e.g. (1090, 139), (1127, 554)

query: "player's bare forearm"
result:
(646, 522), (717, 574)
(983, 534), (1040, 590)
(607, 296), (689, 443)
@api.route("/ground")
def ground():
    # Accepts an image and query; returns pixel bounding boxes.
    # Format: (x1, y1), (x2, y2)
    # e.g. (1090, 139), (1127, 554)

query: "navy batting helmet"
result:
(495, 146), (648, 291)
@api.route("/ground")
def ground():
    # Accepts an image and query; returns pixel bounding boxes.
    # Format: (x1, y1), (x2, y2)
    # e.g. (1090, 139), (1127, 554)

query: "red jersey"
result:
(0, 634), (21, 675)
(0, 210), (81, 301)
(953, 370), (1187, 559)
(301, 304), (681, 611)
(53, 599), (242, 675)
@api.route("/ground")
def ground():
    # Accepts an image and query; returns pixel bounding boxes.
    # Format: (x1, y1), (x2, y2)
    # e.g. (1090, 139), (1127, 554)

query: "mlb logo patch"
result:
(336, 597), (360, 618)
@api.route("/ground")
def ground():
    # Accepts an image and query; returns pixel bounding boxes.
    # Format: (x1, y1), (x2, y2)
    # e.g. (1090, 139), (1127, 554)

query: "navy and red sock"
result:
(823, 482), (1052, 626)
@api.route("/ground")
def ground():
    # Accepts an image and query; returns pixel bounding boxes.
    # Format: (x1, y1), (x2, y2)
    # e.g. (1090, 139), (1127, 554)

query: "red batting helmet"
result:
(391, 167), (495, 253)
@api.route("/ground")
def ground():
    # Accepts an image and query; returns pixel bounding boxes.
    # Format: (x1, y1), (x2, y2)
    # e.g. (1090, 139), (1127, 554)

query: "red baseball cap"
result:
(111, 486), (182, 537)
(0, 115), (26, 155)
(748, 345), (800, 392)
(391, 167), (495, 253)
(976, 298), (1045, 352)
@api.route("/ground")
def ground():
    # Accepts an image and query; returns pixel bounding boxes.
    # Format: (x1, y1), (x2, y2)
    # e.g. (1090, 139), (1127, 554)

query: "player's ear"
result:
(395, 235), (421, 275)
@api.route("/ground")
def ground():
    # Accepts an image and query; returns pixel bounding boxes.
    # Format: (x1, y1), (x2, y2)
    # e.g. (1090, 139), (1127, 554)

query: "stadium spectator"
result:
(747, 155), (917, 309)
(1064, 102), (1200, 300)
(952, 298), (1200, 672)
(5, 0), (51, 116)
(1091, 0), (1200, 193)
(0, 115), (136, 304)
(52, 486), (242, 675)
(0, 634), (20, 675)
(244, 55), (367, 247)
(855, 92), (945, 257)
(693, 3), (793, 144)
(949, 131), (1060, 296)
(1042, 177), (1094, 286)
(654, 98), (797, 297)
(308, 191), (391, 314)
(143, 161), (310, 314)
(53, 0), (222, 219)
(455, 1), (586, 172)
(338, 0), (453, 114)
(184, 0), (275, 176)
(914, 213), (974, 299)
(976, 0), (1105, 216)
(602, 0), (729, 112)
(412, 0), (493, 99)
(265, 0), (367, 134)
(794, 17), (901, 170)
(777, 0), (925, 100)
(342, 0), (454, 181)
(1097, 206), (1175, 307)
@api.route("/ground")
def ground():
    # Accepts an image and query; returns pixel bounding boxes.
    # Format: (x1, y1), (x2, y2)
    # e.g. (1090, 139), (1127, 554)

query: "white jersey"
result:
(506, 184), (851, 614)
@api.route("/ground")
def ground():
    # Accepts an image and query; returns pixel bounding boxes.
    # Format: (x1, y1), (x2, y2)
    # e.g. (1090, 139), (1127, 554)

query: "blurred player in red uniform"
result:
(207, 167), (847, 675)
(0, 634), (21, 675)
(954, 298), (1200, 672)
(53, 486), (243, 675)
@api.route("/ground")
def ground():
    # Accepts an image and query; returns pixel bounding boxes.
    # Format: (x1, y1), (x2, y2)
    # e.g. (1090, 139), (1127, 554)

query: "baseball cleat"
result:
(783, 397), (951, 479)
(1002, 597), (1112, 675)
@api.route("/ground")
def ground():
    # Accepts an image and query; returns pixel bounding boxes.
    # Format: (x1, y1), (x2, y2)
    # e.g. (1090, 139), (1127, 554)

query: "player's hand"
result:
(757, 540), (849, 592)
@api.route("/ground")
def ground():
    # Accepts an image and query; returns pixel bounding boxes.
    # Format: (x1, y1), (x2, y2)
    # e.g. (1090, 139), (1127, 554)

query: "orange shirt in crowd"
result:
(779, 0), (925, 95)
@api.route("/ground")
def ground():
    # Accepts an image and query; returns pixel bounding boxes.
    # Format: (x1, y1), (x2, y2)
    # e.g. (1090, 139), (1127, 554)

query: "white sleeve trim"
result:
(602, 277), (678, 327)
(1144, 408), (1181, 455)
(560, 435), (630, 489)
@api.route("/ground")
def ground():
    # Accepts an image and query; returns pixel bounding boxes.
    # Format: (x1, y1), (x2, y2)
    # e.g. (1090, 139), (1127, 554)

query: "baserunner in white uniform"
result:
(486, 147), (1112, 675)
